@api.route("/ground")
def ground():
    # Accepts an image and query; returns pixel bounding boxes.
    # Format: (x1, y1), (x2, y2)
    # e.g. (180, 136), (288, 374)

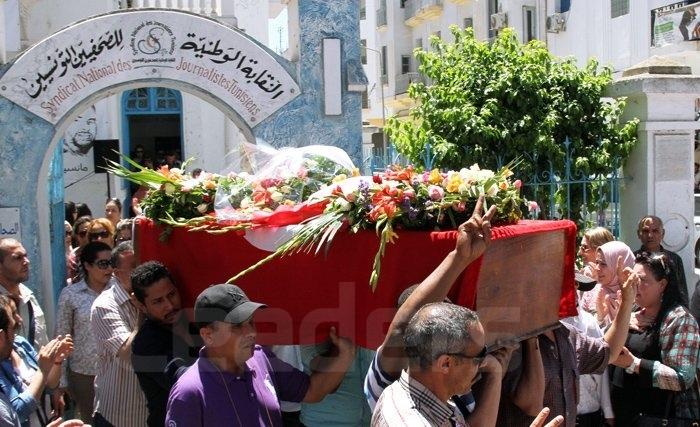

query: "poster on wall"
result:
(63, 105), (96, 189)
(653, 3), (700, 47)
(0, 208), (21, 242)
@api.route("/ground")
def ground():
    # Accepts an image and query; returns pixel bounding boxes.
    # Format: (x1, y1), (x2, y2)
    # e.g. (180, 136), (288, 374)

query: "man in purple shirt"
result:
(165, 284), (356, 426)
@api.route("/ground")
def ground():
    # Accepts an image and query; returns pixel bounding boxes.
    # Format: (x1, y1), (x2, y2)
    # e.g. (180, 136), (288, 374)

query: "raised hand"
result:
(620, 269), (640, 306)
(455, 195), (497, 263)
(529, 408), (564, 427)
(38, 339), (63, 377)
(328, 326), (356, 357)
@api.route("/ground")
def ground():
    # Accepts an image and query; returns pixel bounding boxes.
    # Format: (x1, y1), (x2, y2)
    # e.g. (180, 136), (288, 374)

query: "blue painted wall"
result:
(254, 0), (363, 168)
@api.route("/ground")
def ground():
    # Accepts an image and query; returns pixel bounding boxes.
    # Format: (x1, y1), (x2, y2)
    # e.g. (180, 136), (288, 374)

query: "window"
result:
(361, 90), (369, 109)
(400, 0), (407, 7)
(381, 45), (388, 81)
(464, 17), (473, 29)
(555, 0), (571, 13)
(611, 0), (629, 18)
(360, 0), (366, 19)
(416, 38), (423, 50)
(488, 0), (500, 39)
(401, 55), (411, 74)
(435, 31), (441, 40)
(361, 39), (367, 65)
(523, 6), (536, 42)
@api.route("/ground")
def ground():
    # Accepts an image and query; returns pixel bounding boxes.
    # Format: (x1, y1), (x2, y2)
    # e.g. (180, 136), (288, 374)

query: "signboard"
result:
(653, 3), (700, 47)
(0, 208), (21, 242)
(0, 10), (300, 127)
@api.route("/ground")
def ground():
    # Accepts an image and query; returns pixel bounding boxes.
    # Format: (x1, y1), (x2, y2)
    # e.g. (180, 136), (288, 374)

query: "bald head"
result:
(0, 239), (29, 287)
(637, 215), (664, 252)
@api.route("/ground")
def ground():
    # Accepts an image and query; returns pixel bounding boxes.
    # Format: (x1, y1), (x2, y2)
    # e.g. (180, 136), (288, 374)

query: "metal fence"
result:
(363, 136), (626, 237)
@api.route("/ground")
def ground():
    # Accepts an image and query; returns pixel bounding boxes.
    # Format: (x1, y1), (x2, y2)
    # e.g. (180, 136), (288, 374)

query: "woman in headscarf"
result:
(580, 241), (635, 326)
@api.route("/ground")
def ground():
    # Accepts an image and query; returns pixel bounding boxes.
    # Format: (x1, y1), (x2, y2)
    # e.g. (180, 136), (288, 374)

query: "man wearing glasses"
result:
(0, 239), (48, 350)
(372, 302), (497, 426)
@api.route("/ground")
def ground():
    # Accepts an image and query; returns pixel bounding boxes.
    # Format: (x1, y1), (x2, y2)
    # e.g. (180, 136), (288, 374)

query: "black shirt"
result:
(131, 316), (201, 427)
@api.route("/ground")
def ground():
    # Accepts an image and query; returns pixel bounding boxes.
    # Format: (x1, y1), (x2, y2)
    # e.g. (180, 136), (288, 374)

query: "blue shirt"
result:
(300, 344), (375, 426)
(0, 337), (40, 427)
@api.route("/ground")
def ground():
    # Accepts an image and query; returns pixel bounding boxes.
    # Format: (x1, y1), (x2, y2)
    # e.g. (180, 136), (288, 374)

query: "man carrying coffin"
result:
(165, 284), (357, 426)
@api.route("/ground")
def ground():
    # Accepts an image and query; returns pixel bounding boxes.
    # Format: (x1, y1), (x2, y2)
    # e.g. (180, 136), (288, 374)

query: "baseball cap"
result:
(194, 284), (266, 325)
(574, 272), (597, 292)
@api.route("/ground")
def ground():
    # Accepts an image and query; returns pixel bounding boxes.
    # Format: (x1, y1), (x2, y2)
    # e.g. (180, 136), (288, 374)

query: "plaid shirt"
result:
(652, 305), (700, 418)
(372, 370), (468, 427)
(498, 323), (610, 427)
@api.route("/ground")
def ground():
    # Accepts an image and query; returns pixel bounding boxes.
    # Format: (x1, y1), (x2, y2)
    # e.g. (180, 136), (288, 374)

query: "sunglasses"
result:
(93, 259), (112, 269)
(445, 345), (488, 365)
(89, 231), (110, 240)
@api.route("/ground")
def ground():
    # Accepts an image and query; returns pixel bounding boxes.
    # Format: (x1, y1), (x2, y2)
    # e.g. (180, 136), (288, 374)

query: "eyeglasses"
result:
(89, 231), (110, 240)
(445, 345), (488, 365)
(93, 259), (112, 269)
(77, 230), (88, 238)
(579, 244), (591, 251)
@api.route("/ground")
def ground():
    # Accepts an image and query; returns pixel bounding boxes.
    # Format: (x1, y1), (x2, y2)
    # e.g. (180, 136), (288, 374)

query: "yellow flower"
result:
(332, 174), (348, 183)
(445, 173), (463, 193)
(203, 180), (217, 190)
(429, 169), (443, 185)
(351, 167), (361, 177)
(499, 181), (508, 190)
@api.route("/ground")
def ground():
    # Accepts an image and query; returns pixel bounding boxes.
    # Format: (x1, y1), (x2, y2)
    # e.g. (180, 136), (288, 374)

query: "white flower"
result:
(486, 183), (498, 197)
(240, 198), (251, 209)
(196, 203), (208, 214)
(333, 198), (352, 212)
(270, 191), (285, 203)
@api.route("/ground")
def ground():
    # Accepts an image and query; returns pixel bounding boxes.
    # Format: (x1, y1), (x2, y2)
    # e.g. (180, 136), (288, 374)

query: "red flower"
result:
(373, 174), (382, 184)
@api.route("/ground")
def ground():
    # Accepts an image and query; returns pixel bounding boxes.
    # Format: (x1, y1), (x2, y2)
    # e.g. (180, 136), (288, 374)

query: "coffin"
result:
(133, 218), (577, 348)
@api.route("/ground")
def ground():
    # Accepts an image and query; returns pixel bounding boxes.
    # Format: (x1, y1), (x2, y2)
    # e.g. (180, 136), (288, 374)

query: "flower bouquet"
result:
(229, 163), (523, 289)
(105, 145), (354, 236)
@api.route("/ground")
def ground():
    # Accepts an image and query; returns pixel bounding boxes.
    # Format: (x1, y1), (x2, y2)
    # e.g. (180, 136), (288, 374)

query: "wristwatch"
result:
(625, 356), (640, 374)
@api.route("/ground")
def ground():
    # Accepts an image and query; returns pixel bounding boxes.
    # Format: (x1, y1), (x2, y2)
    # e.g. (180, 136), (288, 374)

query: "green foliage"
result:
(385, 27), (639, 181)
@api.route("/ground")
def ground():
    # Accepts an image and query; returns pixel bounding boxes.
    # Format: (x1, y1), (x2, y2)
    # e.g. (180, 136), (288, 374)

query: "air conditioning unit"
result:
(490, 12), (508, 31)
(546, 13), (566, 33)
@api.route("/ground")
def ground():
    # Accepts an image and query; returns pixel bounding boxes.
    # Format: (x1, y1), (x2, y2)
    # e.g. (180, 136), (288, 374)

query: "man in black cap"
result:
(165, 283), (356, 426)
(130, 261), (201, 427)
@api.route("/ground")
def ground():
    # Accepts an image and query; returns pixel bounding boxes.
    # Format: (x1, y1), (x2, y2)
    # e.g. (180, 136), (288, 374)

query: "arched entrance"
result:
(0, 4), (365, 323)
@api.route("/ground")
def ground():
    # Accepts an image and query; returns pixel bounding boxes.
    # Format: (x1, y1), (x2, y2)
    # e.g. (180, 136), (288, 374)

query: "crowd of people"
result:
(0, 196), (698, 426)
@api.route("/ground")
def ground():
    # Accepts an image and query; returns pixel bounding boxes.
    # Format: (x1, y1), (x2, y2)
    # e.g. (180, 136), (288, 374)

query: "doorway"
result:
(121, 87), (183, 214)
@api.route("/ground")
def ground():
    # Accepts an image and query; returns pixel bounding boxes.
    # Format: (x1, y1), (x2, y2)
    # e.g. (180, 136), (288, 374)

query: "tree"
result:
(386, 27), (638, 226)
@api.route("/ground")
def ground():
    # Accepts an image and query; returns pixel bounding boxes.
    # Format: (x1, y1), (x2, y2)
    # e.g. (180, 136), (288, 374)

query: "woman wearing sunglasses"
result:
(609, 252), (700, 424)
(86, 219), (115, 249)
(54, 241), (113, 423)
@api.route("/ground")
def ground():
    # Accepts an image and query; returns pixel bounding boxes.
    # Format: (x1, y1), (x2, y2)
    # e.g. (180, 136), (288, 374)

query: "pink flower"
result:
(514, 179), (522, 190)
(528, 201), (539, 212)
(428, 185), (444, 201)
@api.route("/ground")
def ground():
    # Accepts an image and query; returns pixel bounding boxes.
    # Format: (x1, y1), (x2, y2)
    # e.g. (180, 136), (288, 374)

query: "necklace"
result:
(212, 361), (244, 426)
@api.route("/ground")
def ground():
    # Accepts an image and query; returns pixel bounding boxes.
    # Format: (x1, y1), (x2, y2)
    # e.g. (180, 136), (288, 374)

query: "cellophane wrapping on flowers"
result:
(214, 142), (354, 222)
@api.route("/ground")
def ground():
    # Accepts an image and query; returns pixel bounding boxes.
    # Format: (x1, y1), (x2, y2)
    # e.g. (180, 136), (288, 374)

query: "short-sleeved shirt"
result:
(132, 317), (200, 427)
(498, 323), (610, 427)
(299, 343), (375, 426)
(165, 345), (311, 426)
(372, 370), (468, 427)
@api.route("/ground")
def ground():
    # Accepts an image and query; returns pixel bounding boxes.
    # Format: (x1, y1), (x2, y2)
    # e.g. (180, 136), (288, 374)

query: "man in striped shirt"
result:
(90, 242), (148, 426)
(365, 196), (506, 425)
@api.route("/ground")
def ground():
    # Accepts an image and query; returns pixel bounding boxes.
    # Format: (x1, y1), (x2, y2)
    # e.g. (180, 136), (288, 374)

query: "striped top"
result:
(371, 370), (469, 427)
(364, 350), (475, 415)
(90, 278), (148, 426)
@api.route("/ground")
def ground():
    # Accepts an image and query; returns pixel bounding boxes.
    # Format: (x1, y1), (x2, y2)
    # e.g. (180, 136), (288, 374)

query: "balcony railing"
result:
(117, 0), (221, 16)
(404, 0), (443, 27)
(394, 72), (424, 95)
(376, 6), (388, 29)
